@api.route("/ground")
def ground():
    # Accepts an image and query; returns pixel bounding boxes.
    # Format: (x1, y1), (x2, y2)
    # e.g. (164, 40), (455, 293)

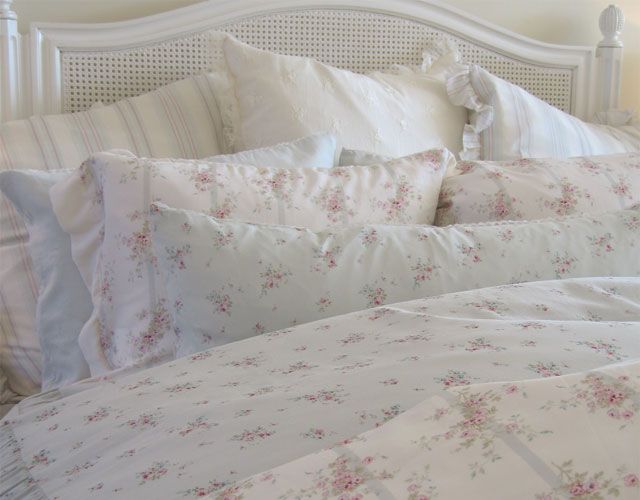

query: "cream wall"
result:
(12, 0), (640, 111)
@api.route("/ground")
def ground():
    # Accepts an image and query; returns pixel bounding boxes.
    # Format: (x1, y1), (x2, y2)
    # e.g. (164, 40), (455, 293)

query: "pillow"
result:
(0, 170), (92, 391)
(50, 148), (452, 374)
(0, 134), (339, 391)
(218, 36), (467, 157)
(436, 152), (640, 225)
(0, 71), (229, 401)
(338, 149), (391, 166)
(447, 64), (640, 160)
(152, 204), (640, 357)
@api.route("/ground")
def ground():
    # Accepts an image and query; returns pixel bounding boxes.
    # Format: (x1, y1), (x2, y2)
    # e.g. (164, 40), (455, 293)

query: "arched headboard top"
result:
(0, 0), (625, 122)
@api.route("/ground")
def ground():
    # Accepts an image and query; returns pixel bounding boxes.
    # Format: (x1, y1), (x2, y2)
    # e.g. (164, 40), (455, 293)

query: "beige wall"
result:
(12, 0), (640, 111)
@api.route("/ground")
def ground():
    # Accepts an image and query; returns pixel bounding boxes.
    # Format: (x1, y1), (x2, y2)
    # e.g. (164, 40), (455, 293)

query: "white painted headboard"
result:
(0, 0), (626, 124)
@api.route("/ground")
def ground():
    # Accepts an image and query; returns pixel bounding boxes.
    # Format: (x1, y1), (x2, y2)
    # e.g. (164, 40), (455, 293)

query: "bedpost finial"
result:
(598, 4), (624, 48)
(0, 0), (16, 21)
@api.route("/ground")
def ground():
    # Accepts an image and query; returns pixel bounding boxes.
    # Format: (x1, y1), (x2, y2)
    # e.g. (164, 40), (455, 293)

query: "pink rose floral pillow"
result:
(51, 149), (452, 374)
(436, 152), (640, 225)
(152, 203), (640, 357)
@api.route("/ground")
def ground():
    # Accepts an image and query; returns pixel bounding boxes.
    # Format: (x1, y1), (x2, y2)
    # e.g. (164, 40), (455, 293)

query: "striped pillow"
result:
(0, 72), (225, 402)
(446, 64), (640, 161)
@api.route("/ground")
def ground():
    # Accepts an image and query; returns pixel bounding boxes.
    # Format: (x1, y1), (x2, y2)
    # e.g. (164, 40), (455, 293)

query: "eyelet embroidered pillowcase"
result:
(436, 152), (640, 225)
(152, 204), (640, 357)
(447, 63), (640, 160)
(0, 133), (338, 391)
(50, 148), (452, 374)
(218, 36), (467, 157)
(0, 72), (231, 402)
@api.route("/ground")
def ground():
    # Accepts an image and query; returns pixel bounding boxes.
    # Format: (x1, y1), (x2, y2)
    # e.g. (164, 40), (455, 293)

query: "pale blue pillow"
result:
(0, 133), (338, 390)
(0, 169), (92, 390)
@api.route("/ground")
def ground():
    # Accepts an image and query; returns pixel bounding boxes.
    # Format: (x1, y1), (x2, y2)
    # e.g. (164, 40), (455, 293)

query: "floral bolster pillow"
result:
(152, 203), (640, 358)
(436, 152), (640, 225)
(50, 148), (452, 374)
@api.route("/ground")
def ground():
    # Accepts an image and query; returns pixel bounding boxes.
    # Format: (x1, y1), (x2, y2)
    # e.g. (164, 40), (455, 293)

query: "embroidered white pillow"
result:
(447, 64), (640, 160)
(152, 204), (640, 357)
(0, 73), (229, 401)
(219, 36), (467, 157)
(51, 149), (452, 374)
(436, 152), (640, 225)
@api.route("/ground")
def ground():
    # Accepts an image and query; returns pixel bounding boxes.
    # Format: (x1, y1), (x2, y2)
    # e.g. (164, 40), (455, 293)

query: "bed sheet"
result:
(2, 276), (639, 499)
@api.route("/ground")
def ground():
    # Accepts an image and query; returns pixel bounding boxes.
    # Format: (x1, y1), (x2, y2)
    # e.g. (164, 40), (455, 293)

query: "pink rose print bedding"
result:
(2, 276), (640, 499)
(221, 361), (639, 500)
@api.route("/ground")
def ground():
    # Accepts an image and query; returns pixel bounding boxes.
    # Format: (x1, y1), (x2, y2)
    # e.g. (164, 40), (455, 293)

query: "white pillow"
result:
(51, 148), (452, 374)
(152, 204), (640, 357)
(437, 152), (640, 225)
(218, 36), (467, 157)
(0, 72), (226, 401)
(447, 64), (640, 160)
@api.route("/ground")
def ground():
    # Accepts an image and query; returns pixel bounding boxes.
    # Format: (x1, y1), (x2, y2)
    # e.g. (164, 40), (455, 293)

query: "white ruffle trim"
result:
(445, 64), (494, 160)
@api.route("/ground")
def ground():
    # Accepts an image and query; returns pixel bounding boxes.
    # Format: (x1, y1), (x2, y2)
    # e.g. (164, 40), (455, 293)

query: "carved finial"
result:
(0, 0), (16, 21)
(598, 4), (624, 48)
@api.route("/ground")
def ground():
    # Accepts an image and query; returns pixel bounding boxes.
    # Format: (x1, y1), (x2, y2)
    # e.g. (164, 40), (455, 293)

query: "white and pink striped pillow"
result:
(0, 72), (225, 402)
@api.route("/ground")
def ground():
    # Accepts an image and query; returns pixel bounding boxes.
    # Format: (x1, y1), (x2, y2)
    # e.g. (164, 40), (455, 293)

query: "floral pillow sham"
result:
(436, 152), (640, 225)
(50, 148), (452, 374)
(152, 203), (640, 358)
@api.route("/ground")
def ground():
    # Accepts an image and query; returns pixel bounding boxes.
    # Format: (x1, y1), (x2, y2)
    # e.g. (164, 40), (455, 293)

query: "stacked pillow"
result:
(0, 132), (339, 396)
(2, 33), (640, 403)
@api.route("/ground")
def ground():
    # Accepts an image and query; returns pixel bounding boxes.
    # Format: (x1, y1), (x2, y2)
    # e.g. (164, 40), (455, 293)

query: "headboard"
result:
(0, 0), (626, 123)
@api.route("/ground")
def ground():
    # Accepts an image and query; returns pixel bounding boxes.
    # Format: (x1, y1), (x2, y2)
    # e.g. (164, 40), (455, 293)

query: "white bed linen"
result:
(2, 276), (639, 499)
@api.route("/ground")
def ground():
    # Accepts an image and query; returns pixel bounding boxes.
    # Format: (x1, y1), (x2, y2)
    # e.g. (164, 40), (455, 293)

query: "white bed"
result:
(0, 1), (638, 499)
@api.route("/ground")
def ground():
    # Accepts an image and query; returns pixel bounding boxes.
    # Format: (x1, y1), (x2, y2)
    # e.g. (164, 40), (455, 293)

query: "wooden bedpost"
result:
(0, 0), (21, 123)
(595, 4), (625, 115)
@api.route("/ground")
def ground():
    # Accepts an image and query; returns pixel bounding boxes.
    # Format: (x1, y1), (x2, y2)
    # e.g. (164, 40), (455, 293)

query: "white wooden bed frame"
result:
(0, 0), (625, 124)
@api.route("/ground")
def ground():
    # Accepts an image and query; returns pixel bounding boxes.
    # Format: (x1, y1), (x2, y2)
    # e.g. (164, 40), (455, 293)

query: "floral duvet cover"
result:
(2, 276), (639, 499)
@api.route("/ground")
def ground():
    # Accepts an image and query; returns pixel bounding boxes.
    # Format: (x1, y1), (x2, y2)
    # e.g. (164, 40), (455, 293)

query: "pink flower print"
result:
(164, 244), (191, 271)
(178, 417), (211, 437)
(456, 160), (476, 174)
(465, 337), (506, 352)
(588, 233), (614, 257)
(313, 185), (353, 224)
(133, 301), (171, 357)
(359, 284), (388, 308)
(34, 407), (59, 422)
(259, 263), (292, 297)
(302, 428), (326, 440)
(490, 191), (515, 219)
(316, 295), (332, 313)
(381, 378), (399, 386)
(121, 219), (154, 279)
(126, 412), (161, 429)
(411, 259), (439, 288)
(207, 290), (233, 316)
(180, 221), (192, 234)
(623, 214), (640, 230)
(458, 243), (482, 265)
(611, 177), (632, 199)
(227, 354), (265, 368)
(378, 177), (418, 223)
(164, 382), (199, 393)
(137, 461), (169, 484)
(552, 252), (577, 277)
(190, 169), (215, 192)
(209, 196), (237, 219)
(414, 149), (445, 166)
(360, 228), (379, 248)
(253, 323), (266, 335)
(575, 339), (624, 361)
(313, 246), (343, 273)
(436, 370), (472, 388)
(544, 179), (584, 216)
(30, 450), (55, 468)
(498, 229), (514, 242)
(84, 407), (109, 424)
(181, 480), (230, 497)
(296, 388), (345, 405)
(624, 474), (638, 487)
(231, 426), (275, 443)
(212, 228), (234, 249)
(528, 361), (563, 377)
(339, 332), (365, 346)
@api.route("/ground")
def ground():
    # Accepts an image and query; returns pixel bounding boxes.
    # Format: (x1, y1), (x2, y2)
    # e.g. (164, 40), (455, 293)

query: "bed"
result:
(0, 1), (638, 499)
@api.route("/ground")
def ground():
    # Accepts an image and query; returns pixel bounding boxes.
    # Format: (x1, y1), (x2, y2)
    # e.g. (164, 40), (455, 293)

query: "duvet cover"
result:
(2, 276), (639, 499)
